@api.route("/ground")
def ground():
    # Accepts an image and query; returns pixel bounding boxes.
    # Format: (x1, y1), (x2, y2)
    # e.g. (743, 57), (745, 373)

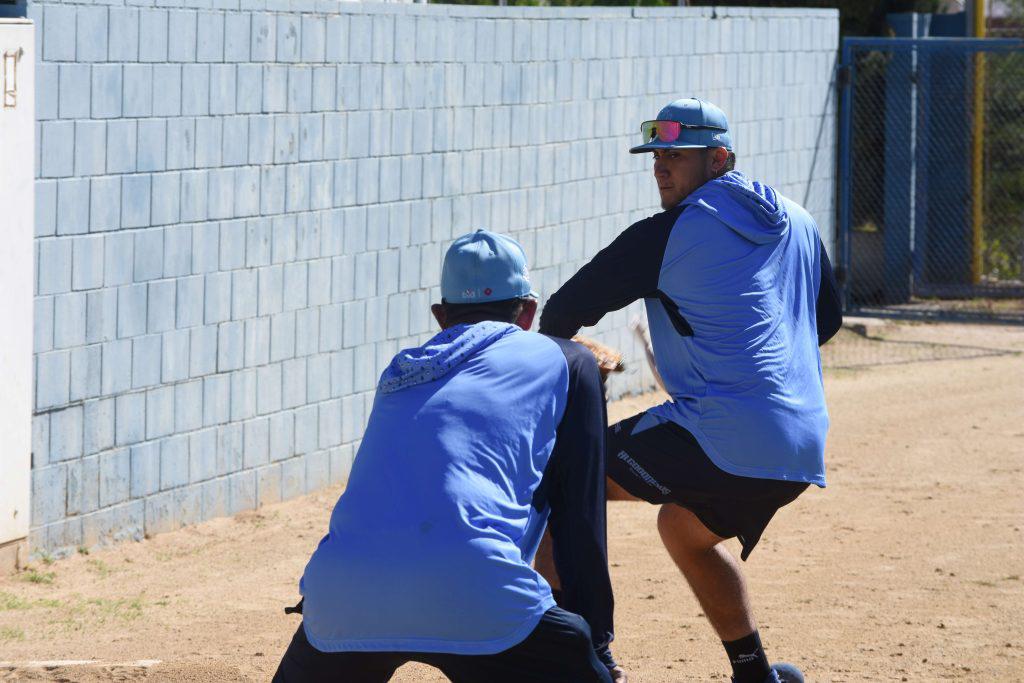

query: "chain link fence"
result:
(839, 38), (1024, 321)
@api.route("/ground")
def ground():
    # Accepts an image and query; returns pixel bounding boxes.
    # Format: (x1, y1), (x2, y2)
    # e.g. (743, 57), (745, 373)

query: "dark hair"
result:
(440, 297), (529, 325)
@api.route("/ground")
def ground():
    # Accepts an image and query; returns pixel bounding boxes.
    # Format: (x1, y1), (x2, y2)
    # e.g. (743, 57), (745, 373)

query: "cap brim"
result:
(629, 142), (710, 154)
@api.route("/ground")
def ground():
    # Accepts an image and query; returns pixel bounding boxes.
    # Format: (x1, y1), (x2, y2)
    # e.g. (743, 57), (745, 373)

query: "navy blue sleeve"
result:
(816, 237), (842, 346)
(539, 207), (683, 339)
(538, 336), (615, 665)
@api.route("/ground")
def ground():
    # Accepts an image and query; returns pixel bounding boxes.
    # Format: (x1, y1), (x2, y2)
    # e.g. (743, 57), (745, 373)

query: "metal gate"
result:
(838, 37), (1024, 318)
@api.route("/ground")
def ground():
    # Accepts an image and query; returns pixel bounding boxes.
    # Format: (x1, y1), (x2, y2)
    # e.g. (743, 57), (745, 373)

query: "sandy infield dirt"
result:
(2, 320), (1022, 682)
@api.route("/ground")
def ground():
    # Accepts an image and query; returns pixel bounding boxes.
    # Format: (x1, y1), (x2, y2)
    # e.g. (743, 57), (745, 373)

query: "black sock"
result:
(723, 631), (771, 683)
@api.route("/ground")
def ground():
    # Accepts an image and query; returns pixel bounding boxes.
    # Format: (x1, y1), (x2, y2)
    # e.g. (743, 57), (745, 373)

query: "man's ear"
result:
(514, 299), (538, 331)
(708, 146), (729, 175)
(431, 303), (447, 330)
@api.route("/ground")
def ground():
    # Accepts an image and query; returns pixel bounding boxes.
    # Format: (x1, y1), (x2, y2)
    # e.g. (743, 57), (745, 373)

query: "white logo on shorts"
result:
(616, 451), (671, 496)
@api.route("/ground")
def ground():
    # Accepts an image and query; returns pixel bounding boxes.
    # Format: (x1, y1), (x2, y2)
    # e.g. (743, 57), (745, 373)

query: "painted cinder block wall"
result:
(26, 0), (839, 556)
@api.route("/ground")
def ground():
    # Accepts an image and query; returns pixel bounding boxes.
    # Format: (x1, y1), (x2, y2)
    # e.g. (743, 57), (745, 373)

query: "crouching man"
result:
(274, 230), (619, 683)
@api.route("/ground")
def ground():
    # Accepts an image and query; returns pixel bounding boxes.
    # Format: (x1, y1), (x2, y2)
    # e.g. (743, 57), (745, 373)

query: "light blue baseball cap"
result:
(629, 97), (733, 154)
(441, 230), (538, 304)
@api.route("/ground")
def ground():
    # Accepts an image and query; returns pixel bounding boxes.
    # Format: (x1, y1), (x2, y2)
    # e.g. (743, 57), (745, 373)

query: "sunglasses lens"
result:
(641, 121), (682, 145)
(656, 120), (681, 143)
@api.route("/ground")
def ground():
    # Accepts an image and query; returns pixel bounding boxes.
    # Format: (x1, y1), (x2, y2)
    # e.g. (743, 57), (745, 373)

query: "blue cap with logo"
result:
(629, 97), (733, 154)
(441, 230), (538, 304)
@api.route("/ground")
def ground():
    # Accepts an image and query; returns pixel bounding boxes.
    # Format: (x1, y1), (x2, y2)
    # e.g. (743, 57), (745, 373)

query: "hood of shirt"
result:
(377, 321), (520, 394)
(681, 170), (789, 245)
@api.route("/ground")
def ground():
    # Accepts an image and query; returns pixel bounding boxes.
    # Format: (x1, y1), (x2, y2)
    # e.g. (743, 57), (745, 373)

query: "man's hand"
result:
(571, 335), (624, 382)
(610, 665), (628, 682)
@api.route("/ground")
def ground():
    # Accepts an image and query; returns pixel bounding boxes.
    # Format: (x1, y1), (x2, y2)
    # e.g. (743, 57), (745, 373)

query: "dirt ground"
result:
(2, 320), (1023, 682)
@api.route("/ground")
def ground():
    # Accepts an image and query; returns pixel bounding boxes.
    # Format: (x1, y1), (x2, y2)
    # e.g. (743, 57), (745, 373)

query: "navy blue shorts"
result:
(272, 606), (613, 683)
(606, 412), (808, 560)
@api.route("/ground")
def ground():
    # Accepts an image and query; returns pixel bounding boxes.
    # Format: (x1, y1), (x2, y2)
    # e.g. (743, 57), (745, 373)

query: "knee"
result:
(657, 505), (720, 556)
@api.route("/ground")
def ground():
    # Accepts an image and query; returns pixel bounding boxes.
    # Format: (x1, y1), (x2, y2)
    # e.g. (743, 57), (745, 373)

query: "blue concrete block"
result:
(160, 434), (189, 490)
(203, 374), (230, 428)
(147, 280), (176, 333)
(53, 292), (87, 349)
(329, 347), (353, 398)
(76, 7), (109, 62)
(274, 114), (299, 164)
(160, 225), (191, 278)
(358, 64), (382, 111)
(324, 15), (347, 62)
(300, 15), (325, 62)
(257, 364), (282, 415)
(247, 115), (274, 165)
(108, 8), (140, 61)
(312, 67), (335, 113)
(161, 328), (190, 384)
(44, 5), (76, 62)
(35, 296), (55, 355)
(86, 289), (117, 344)
(194, 118), (223, 168)
(71, 235), (104, 291)
(227, 470), (256, 514)
(204, 271), (231, 324)
(276, 15), (299, 62)
(150, 172), (181, 226)
(181, 65), (210, 116)
(98, 449), (130, 507)
(295, 213), (321, 260)
(32, 414), (51, 469)
(257, 265), (284, 316)
(269, 311), (296, 362)
(225, 13), (250, 61)
(180, 170), (209, 223)
(50, 406), (84, 462)
(217, 219), (245, 270)
(217, 319), (245, 371)
(243, 317), (270, 368)
(336, 64), (359, 110)
(250, 15), (275, 64)
(222, 118), (249, 167)
(175, 379), (204, 433)
(281, 357), (305, 409)
(90, 176), (121, 232)
(116, 283), (147, 340)
(107, 121), (138, 175)
(355, 158), (379, 205)
(345, 111), (370, 159)
(298, 114), (322, 161)
(210, 65), (236, 115)
(73, 121), (105, 178)
(245, 217), (272, 267)
(322, 113), (344, 162)
(152, 65), (183, 117)
(139, 9), (169, 63)
(189, 325), (218, 377)
(133, 228), (163, 282)
(168, 10), (198, 62)
(41, 121), (74, 178)
(255, 463), (282, 506)
(136, 120), (166, 173)
(58, 64), (91, 120)
(146, 385), (175, 441)
(175, 275), (204, 328)
(317, 398), (341, 449)
(101, 339), (132, 395)
(67, 455), (100, 516)
(69, 344), (102, 402)
(56, 178), (90, 235)
(120, 174), (151, 230)
(294, 310), (318, 358)
(230, 368), (257, 422)
(233, 167), (260, 218)
(130, 442), (161, 498)
(191, 222), (220, 274)
(132, 333), (163, 389)
(285, 164), (309, 213)
(32, 465), (68, 526)
(283, 262), (308, 311)
(281, 455), (305, 499)
(208, 168), (235, 220)
(36, 180), (58, 239)
(82, 399), (115, 457)
(165, 117), (195, 170)
(189, 428), (218, 483)
(243, 417), (270, 468)
(115, 391), (146, 446)
(271, 215), (297, 264)
(196, 11), (224, 62)
(293, 404), (316, 455)
(91, 65), (123, 119)
(258, 166), (284, 216)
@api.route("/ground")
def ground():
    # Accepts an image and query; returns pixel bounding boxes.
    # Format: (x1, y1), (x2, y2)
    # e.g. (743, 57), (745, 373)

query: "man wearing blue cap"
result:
(538, 98), (843, 683)
(274, 230), (620, 682)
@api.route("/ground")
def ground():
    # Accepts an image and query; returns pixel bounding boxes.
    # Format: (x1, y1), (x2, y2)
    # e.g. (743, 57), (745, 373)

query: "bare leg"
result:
(656, 503), (757, 641)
